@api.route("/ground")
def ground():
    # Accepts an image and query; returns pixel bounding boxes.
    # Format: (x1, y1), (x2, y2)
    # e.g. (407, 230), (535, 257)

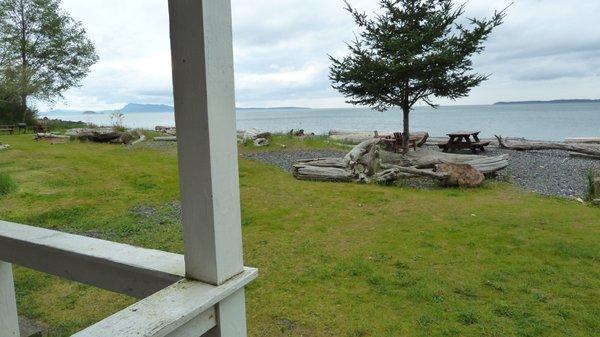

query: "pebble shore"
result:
(243, 147), (600, 198)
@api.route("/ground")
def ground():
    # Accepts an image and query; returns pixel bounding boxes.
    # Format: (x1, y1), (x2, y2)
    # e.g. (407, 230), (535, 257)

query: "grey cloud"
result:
(43, 0), (600, 110)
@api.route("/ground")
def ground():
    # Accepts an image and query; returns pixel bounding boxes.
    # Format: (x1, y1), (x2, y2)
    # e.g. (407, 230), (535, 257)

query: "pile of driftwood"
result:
(238, 129), (273, 147)
(155, 126), (176, 135)
(35, 128), (143, 145)
(495, 136), (600, 159)
(293, 139), (508, 187)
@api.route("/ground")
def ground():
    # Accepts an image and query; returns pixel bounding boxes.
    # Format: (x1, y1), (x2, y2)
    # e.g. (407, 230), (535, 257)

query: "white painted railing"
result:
(0, 1), (255, 336)
(0, 222), (257, 337)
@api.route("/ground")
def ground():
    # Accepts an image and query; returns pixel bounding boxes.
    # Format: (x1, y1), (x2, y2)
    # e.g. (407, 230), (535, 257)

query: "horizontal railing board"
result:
(73, 267), (258, 337)
(0, 221), (185, 298)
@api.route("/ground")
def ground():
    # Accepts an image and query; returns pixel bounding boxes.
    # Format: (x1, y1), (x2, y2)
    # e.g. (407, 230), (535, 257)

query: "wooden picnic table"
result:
(438, 130), (490, 153)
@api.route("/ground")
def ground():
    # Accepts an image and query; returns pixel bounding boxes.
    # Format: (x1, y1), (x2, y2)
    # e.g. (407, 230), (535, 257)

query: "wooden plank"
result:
(447, 131), (480, 137)
(168, 0), (244, 287)
(73, 267), (257, 337)
(0, 221), (184, 299)
(0, 262), (20, 337)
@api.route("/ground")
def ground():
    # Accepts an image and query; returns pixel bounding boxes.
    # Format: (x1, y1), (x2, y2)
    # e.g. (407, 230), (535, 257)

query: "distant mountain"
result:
(120, 103), (174, 113)
(44, 108), (114, 115)
(44, 103), (312, 115)
(494, 99), (600, 105)
(236, 106), (311, 110)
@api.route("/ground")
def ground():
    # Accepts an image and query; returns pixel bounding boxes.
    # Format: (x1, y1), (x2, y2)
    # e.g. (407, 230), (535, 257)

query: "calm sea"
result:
(43, 103), (600, 141)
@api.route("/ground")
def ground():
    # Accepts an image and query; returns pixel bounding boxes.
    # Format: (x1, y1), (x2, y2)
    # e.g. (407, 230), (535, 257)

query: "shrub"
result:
(0, 172), (17, 196)
(584, 170), (598, 202)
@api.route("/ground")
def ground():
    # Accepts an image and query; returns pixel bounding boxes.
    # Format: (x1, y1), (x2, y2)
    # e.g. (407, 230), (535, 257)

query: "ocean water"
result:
(43, 103), (600, 141)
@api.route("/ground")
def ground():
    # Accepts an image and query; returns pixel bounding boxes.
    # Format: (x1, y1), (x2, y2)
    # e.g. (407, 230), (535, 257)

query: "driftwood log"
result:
(155, 136), (178, 142)
(495, 135), (600, 157)
(34, 133), (70, 144)
(380, 149), (509, 174)
(565, 137), (600, 144)
(329, 130), (429, 147)
(293, 139), (507, 186)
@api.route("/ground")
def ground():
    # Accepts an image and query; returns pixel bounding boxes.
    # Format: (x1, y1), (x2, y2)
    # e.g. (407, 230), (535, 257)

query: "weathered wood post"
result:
(168, 0), (248, 336)
(0, 261), (20, 337)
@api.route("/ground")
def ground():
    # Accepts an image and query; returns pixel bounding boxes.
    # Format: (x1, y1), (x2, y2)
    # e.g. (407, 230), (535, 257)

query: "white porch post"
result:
(168, 0), (247, 336)
(0, 262), (20, 337)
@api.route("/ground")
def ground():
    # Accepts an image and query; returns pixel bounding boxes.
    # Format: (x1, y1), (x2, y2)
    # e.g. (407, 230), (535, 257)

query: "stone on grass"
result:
(436, 163), (485, 188)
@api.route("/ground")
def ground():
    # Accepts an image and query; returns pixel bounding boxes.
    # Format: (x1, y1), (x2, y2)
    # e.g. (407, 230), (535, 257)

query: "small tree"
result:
(0, 0), (98, 122)
(330, 0), (505, 152)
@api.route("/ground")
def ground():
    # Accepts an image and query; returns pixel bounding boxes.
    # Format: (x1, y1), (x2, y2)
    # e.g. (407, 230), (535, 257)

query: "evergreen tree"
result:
(330, 0), (505, 152)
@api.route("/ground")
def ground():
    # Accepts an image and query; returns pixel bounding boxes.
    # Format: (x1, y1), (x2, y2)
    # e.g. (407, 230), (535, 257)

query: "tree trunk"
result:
(402, 106), (410, 153)
(19, 0), (28, 123)
(20, 94), (27, 123)
(495, 135), (600, 157)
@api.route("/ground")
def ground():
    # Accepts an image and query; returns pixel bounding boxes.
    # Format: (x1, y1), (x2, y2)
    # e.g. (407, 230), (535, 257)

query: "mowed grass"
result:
(0, 133), (598, 337)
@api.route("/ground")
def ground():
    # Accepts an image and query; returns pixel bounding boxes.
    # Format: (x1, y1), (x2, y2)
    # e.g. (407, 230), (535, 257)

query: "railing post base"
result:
(0, 261), (20, 337)
(204, 289), (247, 337)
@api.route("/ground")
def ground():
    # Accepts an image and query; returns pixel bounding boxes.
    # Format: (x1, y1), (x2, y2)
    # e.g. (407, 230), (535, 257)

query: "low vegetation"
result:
(0, 171), (17, 196)
(584, 170), (598, 202)
(0, 134), (598, 337)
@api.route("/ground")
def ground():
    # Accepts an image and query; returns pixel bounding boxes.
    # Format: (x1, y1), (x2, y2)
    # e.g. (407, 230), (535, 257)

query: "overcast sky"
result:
(45, 0), (600, 111)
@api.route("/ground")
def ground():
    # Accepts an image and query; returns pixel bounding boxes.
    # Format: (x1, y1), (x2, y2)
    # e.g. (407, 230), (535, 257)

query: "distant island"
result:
(45, 103), (311, 115)
(494, 99), (600, 105)
(237, 107), (310, 110)
(121, 103), (174, 113)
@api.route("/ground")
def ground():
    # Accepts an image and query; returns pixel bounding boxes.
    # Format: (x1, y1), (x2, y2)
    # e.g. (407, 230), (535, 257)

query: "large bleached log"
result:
(343, 138), (381, 166)
(292, 164), (355, 182)
(565, 137), (600, 144)
(380, 149), (509, 174)
(496, 135), (600, 157)
(329, 130), (429, 147)
(154, 136), (178, 142)
(384, 165), (449, 180)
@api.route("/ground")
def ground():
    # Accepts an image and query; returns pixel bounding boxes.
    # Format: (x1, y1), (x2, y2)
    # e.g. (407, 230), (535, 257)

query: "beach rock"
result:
(253, 138), (270, 147)
(155, 126), (176, 135)
(436, 163), (485, 187)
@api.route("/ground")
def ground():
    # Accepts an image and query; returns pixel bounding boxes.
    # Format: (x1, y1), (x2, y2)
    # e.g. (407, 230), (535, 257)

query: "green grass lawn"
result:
(0, 133), (598, 337)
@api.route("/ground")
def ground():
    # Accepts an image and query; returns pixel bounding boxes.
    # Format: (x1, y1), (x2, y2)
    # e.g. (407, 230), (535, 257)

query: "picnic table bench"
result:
(376, 132), (417, 152)
(438, 131), (490, 153)
(0, 125), (15, 135)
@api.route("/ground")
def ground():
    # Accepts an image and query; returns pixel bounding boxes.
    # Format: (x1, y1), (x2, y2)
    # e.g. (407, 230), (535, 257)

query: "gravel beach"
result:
(242, 146), (600, 198)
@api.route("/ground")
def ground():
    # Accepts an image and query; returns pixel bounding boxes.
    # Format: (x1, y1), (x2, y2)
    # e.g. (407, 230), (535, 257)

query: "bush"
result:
(0, 99), (37, 125)
(0, 172), (17, 196)
(584, 170), (598, 202)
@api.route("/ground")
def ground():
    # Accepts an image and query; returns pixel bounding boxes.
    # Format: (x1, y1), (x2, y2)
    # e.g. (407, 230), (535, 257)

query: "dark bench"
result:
(377, 132), (417, 152)
(438, 131), (490, 153)
(0, 125), (15, 135)
(438, 141), (490, 153)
